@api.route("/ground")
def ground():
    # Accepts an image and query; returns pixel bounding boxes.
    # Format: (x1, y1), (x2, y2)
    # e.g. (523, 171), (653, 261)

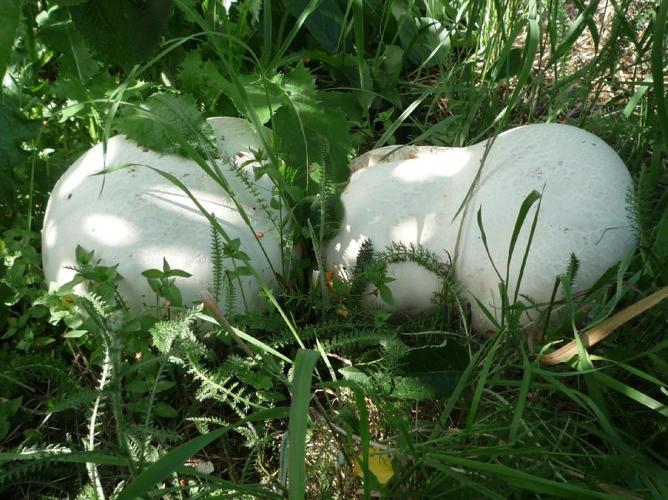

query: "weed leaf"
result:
(70, 0), (173, 69)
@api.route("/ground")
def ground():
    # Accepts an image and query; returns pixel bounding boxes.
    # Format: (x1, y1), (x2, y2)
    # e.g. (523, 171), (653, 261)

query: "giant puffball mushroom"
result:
(326, 123), (637, 332)
(42, 117), (283, 314)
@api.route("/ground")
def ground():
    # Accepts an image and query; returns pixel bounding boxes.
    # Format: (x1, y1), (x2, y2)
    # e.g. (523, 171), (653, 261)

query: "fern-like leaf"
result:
(379, 241), (451, 280)
(563, 253), (580, 288)
(210, 221), (224, 302)
(349, 239), (375, 303)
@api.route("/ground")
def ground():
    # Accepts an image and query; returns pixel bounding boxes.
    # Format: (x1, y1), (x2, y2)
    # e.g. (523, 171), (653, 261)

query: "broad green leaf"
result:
(0, 396), (21, 441)
(378, 284), (394, 306)
(38, 15), (99, 82)
(391, 344), (468, 400)
(0, 103), (39, 206)
(74, 245), (94, 265)
(163, 283), (183, 307)
(279, 63), (316, 94)
(177, 48), (229, 109)
(155, 380), (176, 392)
(318, 90), (365, 123)
(235, 74), (284, 125)
(164, 268), (192, 278)
(114, 92), (210, 154)
(339, 365), (372, 384)
(491, 47), (524, 81)
(0, 0), (19, 83)
(341, 343), (468, 401)
(125, 378), (152, 394)
(141, 269), (165, 280)
(270, 66), (351, 188)
(393, 7), (450, 67)
(153, 402), (178, 418)
(70, 0), (173, 69)
(0, 396), (22, 417)
(0, 104), (39, 166)
(62, 329), (87, 338)
(51, 71), (116, 109)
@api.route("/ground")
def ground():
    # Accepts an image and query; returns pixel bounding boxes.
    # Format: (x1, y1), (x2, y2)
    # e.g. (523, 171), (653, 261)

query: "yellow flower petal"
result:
(353, 449), (394, 485)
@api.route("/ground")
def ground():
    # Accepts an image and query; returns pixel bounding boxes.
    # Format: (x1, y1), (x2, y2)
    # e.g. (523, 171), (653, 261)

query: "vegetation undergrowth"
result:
(1, 0), (667, 498)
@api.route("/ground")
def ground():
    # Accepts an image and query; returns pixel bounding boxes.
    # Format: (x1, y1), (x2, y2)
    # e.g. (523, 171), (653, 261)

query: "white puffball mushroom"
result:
(42, 117), (283, 314)
(326, 123), (637, 332)
(348, 144), (456, 172)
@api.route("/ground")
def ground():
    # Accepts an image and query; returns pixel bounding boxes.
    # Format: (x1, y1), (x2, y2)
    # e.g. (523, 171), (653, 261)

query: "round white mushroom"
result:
(326, 123), (637, 332)
(42, 117), (284, 314)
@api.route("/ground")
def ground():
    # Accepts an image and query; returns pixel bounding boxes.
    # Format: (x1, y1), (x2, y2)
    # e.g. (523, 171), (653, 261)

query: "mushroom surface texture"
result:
(326, 123), (637, 332)
(42, 117), (283, 314)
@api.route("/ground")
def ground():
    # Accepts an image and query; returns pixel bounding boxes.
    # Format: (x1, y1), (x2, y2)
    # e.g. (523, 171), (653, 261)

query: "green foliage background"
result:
(0, 0), (667, 498)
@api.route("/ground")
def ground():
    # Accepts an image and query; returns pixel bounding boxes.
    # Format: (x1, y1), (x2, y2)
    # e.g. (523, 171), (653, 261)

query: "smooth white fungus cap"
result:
(326, 123), (637, 332)
(42, 117), (282, 314)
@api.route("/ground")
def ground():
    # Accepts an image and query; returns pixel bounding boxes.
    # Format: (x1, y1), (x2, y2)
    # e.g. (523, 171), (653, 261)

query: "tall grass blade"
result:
(651, 0), (668, 146)
(487, 2), (539, 130)
(434, 348), (483, 433)
(352, 381), (372, 499)
(272, 0), (324, 67)
(466, 334), (504, 430)
(508, 352), (533, 443)
(594, 372), (668, 417)
(476, 207), (503, 284)
(373, 80), (440, 149)
(425, 453), (613, 498)
(551, 0), (601, 64)
(288, 349), (319, 500)
(506, 190), (541, 306)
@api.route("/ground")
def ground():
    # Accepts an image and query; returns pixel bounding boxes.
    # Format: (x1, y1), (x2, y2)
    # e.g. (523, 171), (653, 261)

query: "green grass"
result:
(1, 0), (667, 498)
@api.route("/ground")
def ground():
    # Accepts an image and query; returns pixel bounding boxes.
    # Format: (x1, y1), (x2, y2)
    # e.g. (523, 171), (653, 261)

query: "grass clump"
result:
(1, 0), (667, 498)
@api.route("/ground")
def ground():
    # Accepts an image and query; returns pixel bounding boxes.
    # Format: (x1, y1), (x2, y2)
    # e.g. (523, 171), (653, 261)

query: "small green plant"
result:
(142, 258), (193, 314)
(0, 395), (21, 442)
(0, 228), (53, 351)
